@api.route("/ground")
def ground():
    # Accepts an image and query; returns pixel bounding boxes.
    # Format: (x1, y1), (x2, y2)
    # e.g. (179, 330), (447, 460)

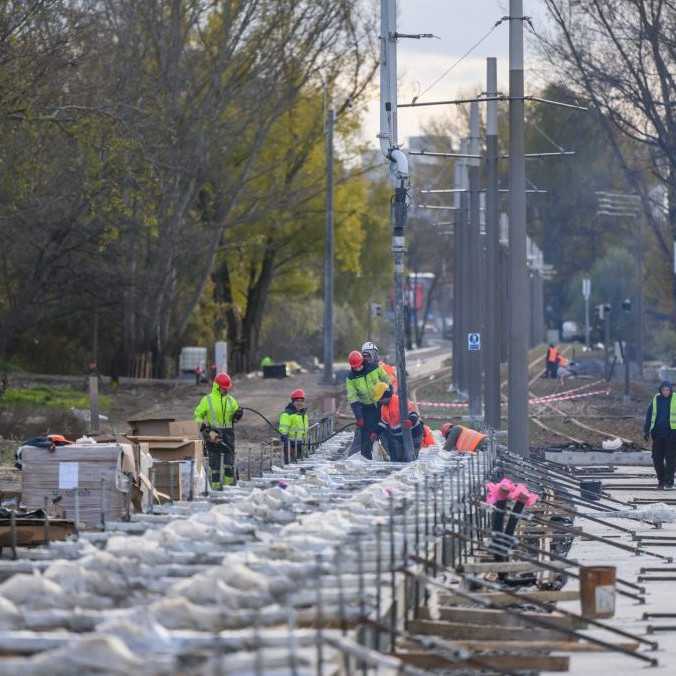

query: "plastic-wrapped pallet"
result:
(21, 444), (130, 528)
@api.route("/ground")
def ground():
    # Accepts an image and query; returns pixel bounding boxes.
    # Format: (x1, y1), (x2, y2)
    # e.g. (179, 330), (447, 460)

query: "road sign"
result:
(467, 332), (481, 352)
(582, 277), (591, 299)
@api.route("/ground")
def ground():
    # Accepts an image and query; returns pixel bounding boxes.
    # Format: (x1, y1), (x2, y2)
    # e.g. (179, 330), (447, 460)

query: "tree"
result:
(540, 0), (676, 323)
(0, 0), (379, 376)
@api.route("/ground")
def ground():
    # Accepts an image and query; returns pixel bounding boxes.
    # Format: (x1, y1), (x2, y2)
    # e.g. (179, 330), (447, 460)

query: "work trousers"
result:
(652, 434), (676, 487)
(348, 404), (380, 459)
(282, 438), (303, 464)
(380, 424), (423, 462)
(545, 361), (558, 378)
(204, 428), (236, 486)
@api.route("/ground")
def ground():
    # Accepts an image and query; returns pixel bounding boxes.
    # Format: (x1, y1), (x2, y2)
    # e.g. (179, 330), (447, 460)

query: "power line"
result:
(411, 17), (508, 104)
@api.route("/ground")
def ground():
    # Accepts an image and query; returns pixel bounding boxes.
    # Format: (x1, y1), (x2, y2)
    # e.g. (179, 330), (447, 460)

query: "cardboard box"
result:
(125, 437), (203, 470)
(127, 415), (198, 438)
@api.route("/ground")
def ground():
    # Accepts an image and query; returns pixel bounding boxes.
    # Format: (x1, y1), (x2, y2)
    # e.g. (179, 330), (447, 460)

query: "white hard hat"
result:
(361, 341), (378, 353)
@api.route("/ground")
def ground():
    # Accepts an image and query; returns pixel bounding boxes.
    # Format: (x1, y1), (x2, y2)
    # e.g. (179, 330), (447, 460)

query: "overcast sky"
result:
(361, 1), (552, 147)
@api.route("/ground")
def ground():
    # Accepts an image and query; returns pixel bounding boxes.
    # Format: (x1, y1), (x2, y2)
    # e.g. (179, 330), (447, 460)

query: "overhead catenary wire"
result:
(411, 17), (508, 104)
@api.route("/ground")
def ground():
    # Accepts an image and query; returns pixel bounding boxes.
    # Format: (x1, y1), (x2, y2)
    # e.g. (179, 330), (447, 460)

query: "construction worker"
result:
(643, 381), (676, 490)
(279, 389), (309, 464)
(194, 372), (243, 489)
(545, 343), (560, 379)
(346, 350), (391, 458)
(421, 424), (436, 448)
(440, 422), (487, 454)
(373, 382), (421, 461)
(361, 341), (397, 392)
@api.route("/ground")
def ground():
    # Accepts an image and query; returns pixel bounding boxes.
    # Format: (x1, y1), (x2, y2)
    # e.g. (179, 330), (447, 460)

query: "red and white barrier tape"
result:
(417, 387), (610, 410)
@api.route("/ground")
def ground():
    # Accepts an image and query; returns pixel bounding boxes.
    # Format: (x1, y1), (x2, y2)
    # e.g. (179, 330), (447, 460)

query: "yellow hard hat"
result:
(373, 382), (389, 402)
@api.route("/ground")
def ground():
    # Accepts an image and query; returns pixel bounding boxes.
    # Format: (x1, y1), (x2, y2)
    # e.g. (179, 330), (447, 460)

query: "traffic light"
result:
(598, 303), (612, 320)
(622, 298), (632, 312)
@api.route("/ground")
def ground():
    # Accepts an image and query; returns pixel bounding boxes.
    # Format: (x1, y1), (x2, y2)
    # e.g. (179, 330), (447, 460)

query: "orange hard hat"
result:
(440, 422), (453, 438)
(47, 434), (72, 445)
(214, 372), (232, 390)
(290, 388), (305, 400)
(348, 351), (364, 369)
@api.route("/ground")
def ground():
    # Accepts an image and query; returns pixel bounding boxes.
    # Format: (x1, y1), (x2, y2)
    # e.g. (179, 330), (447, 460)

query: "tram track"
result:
(412, 343), (635, 448)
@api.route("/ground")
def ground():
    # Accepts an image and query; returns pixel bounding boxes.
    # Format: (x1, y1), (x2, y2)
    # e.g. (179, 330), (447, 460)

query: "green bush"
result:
(1, 386), (110, 411)
(649, 328), (676, 364)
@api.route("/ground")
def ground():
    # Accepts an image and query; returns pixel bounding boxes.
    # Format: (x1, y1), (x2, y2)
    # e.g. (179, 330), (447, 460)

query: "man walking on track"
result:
(644, 381), (676, 490)
(545, 343), (560, 379)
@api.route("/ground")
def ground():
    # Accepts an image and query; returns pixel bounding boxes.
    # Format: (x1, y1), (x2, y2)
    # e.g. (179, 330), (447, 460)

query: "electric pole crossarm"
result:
(410, 150), (481, 159)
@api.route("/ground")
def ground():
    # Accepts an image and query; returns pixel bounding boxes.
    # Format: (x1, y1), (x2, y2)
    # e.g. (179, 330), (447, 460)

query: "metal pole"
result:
(459, 141), (471, 397)
(604, 308), (611, 380)
(88, 375), (99, 435)
(485, 57), (501, 430)
(468, 102), (482, 419)
(322, 106), (335, 385)
(637, 218), (645, 374)
(508, 0), (529, 456)
(452, 156), (465, 394)
(585, 295), (591, 349)
(380, 0), (414, 460)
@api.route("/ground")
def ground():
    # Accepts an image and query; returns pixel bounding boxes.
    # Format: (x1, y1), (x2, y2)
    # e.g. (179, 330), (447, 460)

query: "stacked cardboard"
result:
(151, 461), (197, 501)
(127, 414), (197, 438)
(126, 414), (204, 500)
(21, 444), (130, 528)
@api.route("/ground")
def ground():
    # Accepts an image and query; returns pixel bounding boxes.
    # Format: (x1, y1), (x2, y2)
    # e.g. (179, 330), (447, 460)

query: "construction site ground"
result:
(550, 466), (676, 675)
(413, 345), (654, 452)
(1, 342), (676, 675)
(0, 341), (452, 467)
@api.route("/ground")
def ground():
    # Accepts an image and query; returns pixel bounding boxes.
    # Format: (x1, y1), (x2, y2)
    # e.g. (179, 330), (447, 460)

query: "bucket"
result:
(580, 565), (616, 618)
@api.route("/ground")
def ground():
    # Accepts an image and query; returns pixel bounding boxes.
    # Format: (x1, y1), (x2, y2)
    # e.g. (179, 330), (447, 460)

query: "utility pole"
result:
(508, 0), (529, 456)
(582, 277), (591, 349)
(599, 303), (611, 380)
(459, 141), (471, 398)
(452, 155), (465, 395)
(485, 57), (501, 429)
(636, 220), (645, 375)
(379, 0), (414, 460)
(322, 106), (335, 384)
(467, 102), (482, 419)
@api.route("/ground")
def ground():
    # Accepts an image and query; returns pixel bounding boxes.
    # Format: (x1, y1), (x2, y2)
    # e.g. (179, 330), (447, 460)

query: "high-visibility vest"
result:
(650, 394), (676, 431)
(546, 347), (558, 363)
(422, 425), (435, 447)
(455, 426), (487, 454)
(380, 394), (417, 430)
(381, 362), (398, 391)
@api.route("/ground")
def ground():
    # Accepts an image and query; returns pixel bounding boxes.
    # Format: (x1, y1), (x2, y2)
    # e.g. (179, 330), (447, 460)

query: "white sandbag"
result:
(106, 535), (166, 564)
(0, 635), (145, 676)
(0, 597), (22, 630)
(147, 598), (225, 632)
(0, 575), (68, 610)
(96, 611), (176, 656)
(602, 437), (623, 450)
(589, 502), (676, 523)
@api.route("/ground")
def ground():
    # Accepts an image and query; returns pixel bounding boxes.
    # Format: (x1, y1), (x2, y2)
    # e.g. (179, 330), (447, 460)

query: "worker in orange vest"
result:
(421, 425), (435, 448)
(440, 422), (487, 454)
(374, 382), (421, 461)
(545, 343), (560, 379)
